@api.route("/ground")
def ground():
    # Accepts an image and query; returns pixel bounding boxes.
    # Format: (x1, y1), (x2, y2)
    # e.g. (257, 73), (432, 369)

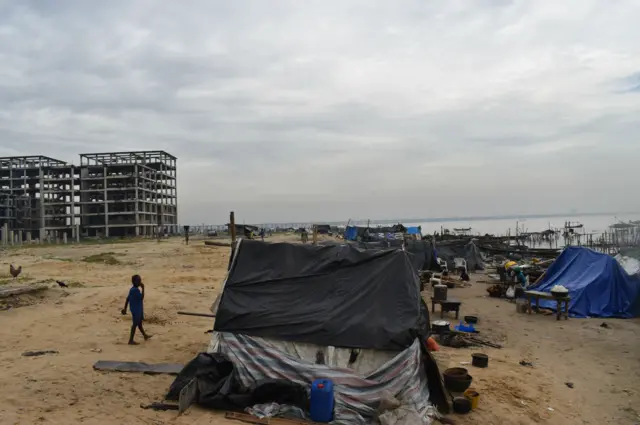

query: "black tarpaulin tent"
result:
(209, 239), (450, 419)
(313, 224), (332, 234)
(214, 239), (425, 350)
(434, 239), (484, 271)
(226, 224), (260, 237)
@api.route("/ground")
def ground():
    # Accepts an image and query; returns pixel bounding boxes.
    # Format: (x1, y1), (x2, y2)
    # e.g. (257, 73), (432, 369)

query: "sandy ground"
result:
(0, 236), (638, 425)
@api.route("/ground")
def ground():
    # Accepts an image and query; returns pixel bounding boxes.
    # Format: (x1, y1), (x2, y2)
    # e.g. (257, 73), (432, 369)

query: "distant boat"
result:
(454, 227), (471, 232)
(564, 221), (583, 229)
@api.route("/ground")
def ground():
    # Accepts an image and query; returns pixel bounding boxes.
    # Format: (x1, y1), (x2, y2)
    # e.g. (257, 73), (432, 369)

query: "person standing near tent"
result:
(121, 275), (151, 345)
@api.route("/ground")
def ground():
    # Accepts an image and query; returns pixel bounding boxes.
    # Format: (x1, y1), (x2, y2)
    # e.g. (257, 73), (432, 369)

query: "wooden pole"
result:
(312, 225), (318, 245)
(177, 311), (216, 318)
(230, 211), (236, 243)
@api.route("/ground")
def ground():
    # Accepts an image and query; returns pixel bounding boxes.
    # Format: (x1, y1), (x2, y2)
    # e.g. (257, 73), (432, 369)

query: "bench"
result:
(524, 290), (569, 321)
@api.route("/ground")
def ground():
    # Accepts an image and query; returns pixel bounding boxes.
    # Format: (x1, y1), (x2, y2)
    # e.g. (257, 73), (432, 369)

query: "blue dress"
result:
(128, 287), (144, 325)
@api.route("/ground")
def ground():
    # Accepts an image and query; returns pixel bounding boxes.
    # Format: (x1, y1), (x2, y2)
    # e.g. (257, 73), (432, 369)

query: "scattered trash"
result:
(548, 407), (555, 412)
(90, 348), (102, 353)
(519, 360), (534, 367)
(565, 382), (574, 389)
(600, 322), (610, 329)
(460, 362), (471, 365)
(22, 350), (58, 357)
(140, 402), (179, 411)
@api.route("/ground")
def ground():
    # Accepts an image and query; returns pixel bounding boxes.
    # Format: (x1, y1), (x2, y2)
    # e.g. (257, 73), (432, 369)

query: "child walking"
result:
(121, 274), (151, 345)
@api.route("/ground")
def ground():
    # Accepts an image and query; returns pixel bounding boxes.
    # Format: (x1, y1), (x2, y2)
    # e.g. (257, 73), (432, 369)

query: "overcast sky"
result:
(1, 1), (639, 224)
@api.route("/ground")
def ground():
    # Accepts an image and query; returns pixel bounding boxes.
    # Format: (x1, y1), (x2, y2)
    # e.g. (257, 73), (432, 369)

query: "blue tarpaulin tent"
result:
(406, 227), (421, 235)
(530, 247), (640, 318)
(344, 226), (359, 241)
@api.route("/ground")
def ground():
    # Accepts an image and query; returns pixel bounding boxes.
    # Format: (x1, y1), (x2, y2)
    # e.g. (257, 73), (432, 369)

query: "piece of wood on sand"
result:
(204, 240), (232, 247)
(0, 285), (48, 299)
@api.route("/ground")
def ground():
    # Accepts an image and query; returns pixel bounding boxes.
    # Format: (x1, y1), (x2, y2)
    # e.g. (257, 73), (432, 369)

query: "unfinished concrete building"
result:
(0, 155), (79, 241)
(0, 151), (177, 242)
(79, 151), (178, 237)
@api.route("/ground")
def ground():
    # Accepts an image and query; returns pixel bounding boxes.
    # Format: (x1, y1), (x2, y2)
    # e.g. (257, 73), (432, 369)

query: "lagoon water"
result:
(390, 213), (639, 237)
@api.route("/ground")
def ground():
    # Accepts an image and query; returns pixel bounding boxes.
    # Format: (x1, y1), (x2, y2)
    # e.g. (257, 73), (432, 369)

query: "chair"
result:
(454, 258), (468, 274)
(437, 258), (448, 273)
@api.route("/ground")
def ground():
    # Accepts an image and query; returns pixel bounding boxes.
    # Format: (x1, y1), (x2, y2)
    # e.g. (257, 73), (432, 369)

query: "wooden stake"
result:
(230, 211), (237, 243)
(177, 311), (216, 318)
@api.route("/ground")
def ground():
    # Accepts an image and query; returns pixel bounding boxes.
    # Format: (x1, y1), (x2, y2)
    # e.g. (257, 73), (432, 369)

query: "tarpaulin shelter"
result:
(344, 224), (407, 242)
(313, 224), (331, 234)
(227, 224), (259, 237)
(530, 247), (640, 318)
(344, 225), (363, 241)
(201, 239), (447, 424)
(434, 240), (484, 271)
(406, 226), (422, 235)
(215, 240), (424, 349)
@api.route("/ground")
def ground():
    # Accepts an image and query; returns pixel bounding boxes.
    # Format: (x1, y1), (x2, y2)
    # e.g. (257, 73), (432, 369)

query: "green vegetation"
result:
(82, 253), (121, 265)
(43, 255), (74, 262)
(0, 276), (36, 285)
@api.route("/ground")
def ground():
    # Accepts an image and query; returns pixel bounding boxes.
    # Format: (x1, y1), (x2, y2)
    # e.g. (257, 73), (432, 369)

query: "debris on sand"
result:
(22, 350), (58, 357)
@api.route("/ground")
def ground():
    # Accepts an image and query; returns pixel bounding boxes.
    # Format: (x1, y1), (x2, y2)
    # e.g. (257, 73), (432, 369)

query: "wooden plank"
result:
(93, 361), (183, 375)
(225, 411), (322, 425)
(177, 311), (216, 318)
(0, 285), (48, 299)
(204, 240), (232, 247)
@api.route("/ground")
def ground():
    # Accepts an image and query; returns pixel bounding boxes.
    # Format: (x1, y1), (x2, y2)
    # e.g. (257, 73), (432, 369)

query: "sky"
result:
(1, 0), (639, 224)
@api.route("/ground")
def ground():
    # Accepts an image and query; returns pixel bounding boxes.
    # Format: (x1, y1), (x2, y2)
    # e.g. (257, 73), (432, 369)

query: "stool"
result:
(431, 297), (462, 319)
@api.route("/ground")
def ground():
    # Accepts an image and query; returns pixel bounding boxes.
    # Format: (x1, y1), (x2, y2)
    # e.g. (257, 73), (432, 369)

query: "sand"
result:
(0, 236), (638, 425)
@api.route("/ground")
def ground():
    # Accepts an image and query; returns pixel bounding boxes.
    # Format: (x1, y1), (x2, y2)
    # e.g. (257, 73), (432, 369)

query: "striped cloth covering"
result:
(216, 333), (435, 424)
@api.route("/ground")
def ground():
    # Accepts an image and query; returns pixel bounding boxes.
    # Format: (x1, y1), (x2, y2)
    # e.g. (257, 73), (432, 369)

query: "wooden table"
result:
(524, 290), (569, 320)
(430, 297), (462, 319)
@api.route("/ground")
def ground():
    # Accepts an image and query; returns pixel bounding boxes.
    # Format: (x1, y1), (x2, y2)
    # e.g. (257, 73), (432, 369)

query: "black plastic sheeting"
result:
(166, 352), (308, 411)
(214, 240), (423, 350)
(313, 224), (332, 234)
(434, 240), (484, 271)
(317, 239), (437, 273)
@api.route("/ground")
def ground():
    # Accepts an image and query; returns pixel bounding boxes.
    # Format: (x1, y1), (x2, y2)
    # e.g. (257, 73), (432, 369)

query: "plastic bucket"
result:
(464, 389), (480, 409)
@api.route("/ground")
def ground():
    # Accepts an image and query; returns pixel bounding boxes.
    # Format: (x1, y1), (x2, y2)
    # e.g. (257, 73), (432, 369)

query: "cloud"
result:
(1, 0), (639, 223)
(616, 72), (640, 93)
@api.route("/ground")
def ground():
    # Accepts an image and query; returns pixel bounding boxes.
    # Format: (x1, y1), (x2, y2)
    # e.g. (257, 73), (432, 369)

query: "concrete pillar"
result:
(17, 231), (22, 245)
(63, 233), (68, 244)
(9, 231), (14, 245)
(1, 223), (6, 245)
(76, 225), (80, 243)
(26, 232), (32, 244)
